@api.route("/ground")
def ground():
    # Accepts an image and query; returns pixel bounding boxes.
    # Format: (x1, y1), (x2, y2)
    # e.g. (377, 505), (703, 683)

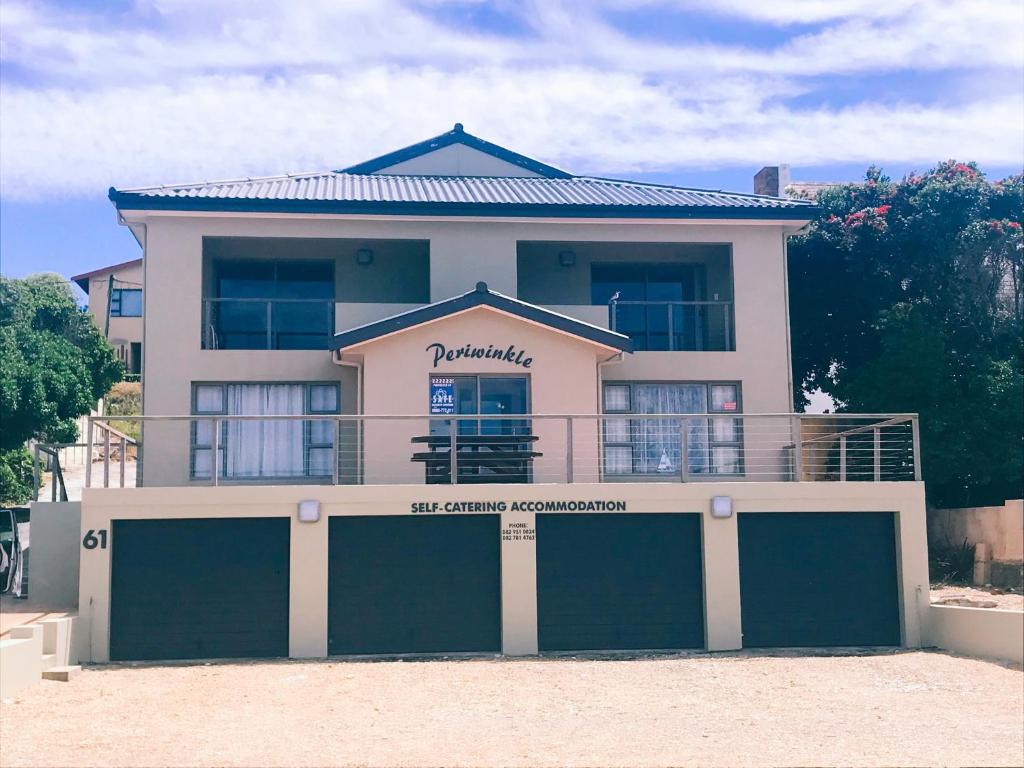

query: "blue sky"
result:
(2, 0), (1022, 288)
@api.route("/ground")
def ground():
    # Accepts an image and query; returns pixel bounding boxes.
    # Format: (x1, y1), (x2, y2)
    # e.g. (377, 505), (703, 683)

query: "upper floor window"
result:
(110, 288), (142, 317)
(592, 263), (733, 351)
(204, 260), (335, 350)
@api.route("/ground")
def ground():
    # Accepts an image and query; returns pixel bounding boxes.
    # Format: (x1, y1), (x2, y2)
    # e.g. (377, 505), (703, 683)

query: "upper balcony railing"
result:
(84, 413), (920, 489)
(609, 300), (735, 351)
(202, 298), (335, 350)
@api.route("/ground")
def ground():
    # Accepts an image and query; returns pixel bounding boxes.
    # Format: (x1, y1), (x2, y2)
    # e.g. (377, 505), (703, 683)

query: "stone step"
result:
(42, 666), (81, 682)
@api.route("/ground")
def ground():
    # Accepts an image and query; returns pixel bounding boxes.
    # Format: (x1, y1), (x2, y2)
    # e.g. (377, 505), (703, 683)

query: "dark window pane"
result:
(272, 301), (330, 349)
(591, 263), (645, 304)
(215, 261), (274, 298)
(275, 261), (334, 299)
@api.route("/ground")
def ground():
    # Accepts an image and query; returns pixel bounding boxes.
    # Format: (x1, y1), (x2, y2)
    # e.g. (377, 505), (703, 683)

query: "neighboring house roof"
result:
(331, 281), (634, 353)
(70, 258), (143, 293)
(786, 181), (842, 200)
(109, 126), (816, 221)
(340, 123), (572, 178)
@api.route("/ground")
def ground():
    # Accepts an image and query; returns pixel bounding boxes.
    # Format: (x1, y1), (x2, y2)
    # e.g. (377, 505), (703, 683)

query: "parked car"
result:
(0, 507), (24, 596)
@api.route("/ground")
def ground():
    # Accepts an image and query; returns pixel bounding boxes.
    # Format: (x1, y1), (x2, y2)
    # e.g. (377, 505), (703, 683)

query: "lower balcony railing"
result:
(202, 298), (335, 350)
(609, 300), (735, 351)
(84, 413), (921, 488)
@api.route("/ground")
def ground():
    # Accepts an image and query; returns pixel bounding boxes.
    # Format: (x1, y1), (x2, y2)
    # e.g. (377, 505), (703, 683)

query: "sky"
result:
(1, 0), (1022, 287)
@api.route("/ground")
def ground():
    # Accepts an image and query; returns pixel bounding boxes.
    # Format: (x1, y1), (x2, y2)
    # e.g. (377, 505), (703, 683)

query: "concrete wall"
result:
(929, 499), (1024, 563)
(925, 604), (1024, 665)
(130, 212), (797, 485)
(77, 480), (929, 663)
(27, 502), (81, 608)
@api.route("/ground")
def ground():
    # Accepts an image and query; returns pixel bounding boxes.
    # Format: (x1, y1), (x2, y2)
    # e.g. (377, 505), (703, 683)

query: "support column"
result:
(500, 511), (538, 655)
(702, 511), (743, 651)
(289, 514), (329, 658)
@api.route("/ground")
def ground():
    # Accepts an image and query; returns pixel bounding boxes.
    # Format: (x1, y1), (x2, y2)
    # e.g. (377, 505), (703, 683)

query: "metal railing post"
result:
(724, 305), (732, 351)
(266, 301), (273, 350)
(103, 427), (111, 488)
(666, 303), (675, 351)
(609, 300), (617, 332)
(680, 418), (690, 483)
(873, 427), (881, 482)
(565, 417), (574, 483)
(911, 416), (922, 481)
(449, 419), (459, 485)
(85, 417), (94, 489)
(212, 418), (221, 487)
(791, 415), (803, 482)
(332, 419), (340, 485)
(839, 435), (847, 481)
(203, 300), (211, 349)
(119, 437), (127, 487)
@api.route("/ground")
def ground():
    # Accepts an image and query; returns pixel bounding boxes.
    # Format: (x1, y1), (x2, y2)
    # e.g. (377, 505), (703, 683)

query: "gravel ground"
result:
(1, 650), (1021, 768)
(931, 585), (1024, 610)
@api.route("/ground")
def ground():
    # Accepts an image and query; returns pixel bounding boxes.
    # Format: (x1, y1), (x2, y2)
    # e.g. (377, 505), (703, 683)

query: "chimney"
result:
(754, 164), (791, 197)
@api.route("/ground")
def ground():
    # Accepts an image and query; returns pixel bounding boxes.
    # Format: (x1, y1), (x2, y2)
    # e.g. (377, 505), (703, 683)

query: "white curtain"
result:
(634, 384), (709, 474)
(224, 384), (305, 478)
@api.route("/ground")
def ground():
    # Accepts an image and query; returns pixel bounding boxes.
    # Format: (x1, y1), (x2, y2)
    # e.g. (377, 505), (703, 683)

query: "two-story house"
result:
(76, 125), (928, 664)
(72, 258), (144, 377)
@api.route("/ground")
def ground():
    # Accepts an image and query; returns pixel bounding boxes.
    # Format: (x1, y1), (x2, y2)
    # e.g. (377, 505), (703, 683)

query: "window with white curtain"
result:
(191, 382), (340, 480)
(602, 382), (741, 476)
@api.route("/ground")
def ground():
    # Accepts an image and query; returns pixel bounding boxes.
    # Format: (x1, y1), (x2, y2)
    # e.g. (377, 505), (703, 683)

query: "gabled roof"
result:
(70, 258), (143, 293)
(339, 123), (571, 178)
(331, 282), (634, 353)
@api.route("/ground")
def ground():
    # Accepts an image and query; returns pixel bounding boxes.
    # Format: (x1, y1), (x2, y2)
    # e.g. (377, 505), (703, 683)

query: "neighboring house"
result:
(74, 124), (929, 664)
(72, 258), (144, 377)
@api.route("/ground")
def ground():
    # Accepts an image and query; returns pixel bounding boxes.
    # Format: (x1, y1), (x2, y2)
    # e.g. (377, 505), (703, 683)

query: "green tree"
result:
(0, 273), (123, 504)
(789, 162), (1024, 507)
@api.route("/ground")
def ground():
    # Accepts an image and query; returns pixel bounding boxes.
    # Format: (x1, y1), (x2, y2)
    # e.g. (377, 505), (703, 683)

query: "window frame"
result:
(109, 288), (143, 317)
(601, 381), (743, 478)
(190, 381), (341, 482)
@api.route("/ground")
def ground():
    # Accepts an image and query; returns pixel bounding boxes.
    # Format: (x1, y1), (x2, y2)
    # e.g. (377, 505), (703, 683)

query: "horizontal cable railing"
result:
(85, 413), (920, 488)
(202, 298), (334, 350)
(609, 300), (735, 351)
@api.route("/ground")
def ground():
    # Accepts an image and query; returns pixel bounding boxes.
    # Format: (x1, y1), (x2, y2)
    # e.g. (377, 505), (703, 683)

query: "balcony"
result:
(202, 298), (335, 350)
(84, 413), (920, 488)
(609, 300), (735, 351)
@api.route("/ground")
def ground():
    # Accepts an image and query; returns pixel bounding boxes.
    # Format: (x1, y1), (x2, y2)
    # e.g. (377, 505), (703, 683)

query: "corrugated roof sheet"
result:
(115, 172), (811, 209)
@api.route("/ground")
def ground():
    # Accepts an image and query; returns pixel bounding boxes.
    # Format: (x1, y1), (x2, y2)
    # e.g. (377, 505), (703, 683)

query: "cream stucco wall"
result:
(77, 480), (929, 663)
(130, 212), (798, 485)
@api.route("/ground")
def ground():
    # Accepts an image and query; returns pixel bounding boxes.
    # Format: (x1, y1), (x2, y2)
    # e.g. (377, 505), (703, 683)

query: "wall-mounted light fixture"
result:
(297, 499), (321, 523)
(355, 248), (374, 266)
(710, 495), (733, 519)
(558, 250), (576, 267)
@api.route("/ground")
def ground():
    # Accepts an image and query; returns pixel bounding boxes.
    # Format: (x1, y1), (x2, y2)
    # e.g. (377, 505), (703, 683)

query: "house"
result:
(74, 124), (929, 663)
(71, 258), (144, 377)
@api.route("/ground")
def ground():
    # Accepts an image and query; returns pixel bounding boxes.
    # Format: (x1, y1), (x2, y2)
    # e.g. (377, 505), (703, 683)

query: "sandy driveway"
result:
(1, 650), (1021, 768)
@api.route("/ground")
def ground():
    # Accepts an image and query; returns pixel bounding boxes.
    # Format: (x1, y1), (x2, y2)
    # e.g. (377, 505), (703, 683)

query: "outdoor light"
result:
(558, 250), (576, 267)
(710, 495), (733, 518)
(297, 499), (321, 523)
(355, 248), (374, 266)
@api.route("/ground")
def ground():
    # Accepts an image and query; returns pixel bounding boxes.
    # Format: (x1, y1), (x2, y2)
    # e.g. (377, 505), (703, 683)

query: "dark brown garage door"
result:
(536, 513), (704, 652)
(110, 517), (290, 661)
(328, 515), (501, 655)
(738, 512), (900, 647)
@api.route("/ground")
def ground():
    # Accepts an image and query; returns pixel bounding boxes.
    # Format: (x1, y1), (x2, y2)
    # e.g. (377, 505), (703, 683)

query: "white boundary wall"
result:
(925, 605), (1024, 665)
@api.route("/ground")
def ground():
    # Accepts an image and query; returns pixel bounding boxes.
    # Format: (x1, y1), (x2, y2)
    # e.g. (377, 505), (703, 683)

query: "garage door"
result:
(110, 517), (290, 661)
(738, 512), (900, 647)
(536, 513), (704, 652)
(328, 515), (501, 655)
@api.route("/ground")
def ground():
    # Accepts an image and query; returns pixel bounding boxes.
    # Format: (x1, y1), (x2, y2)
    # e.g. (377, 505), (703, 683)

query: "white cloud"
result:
(0, 0), (1021, 199)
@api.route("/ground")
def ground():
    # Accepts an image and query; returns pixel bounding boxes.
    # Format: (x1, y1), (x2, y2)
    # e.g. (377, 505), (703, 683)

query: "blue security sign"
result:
(430, 377), (455, 415)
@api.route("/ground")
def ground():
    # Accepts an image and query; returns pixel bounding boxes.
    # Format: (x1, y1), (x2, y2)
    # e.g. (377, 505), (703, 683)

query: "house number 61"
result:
(82, 529), (108, 550)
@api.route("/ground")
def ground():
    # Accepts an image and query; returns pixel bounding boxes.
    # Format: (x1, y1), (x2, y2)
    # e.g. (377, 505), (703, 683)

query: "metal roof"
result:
(110, 172), (816, 220)
(331, 281), (634, 352)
